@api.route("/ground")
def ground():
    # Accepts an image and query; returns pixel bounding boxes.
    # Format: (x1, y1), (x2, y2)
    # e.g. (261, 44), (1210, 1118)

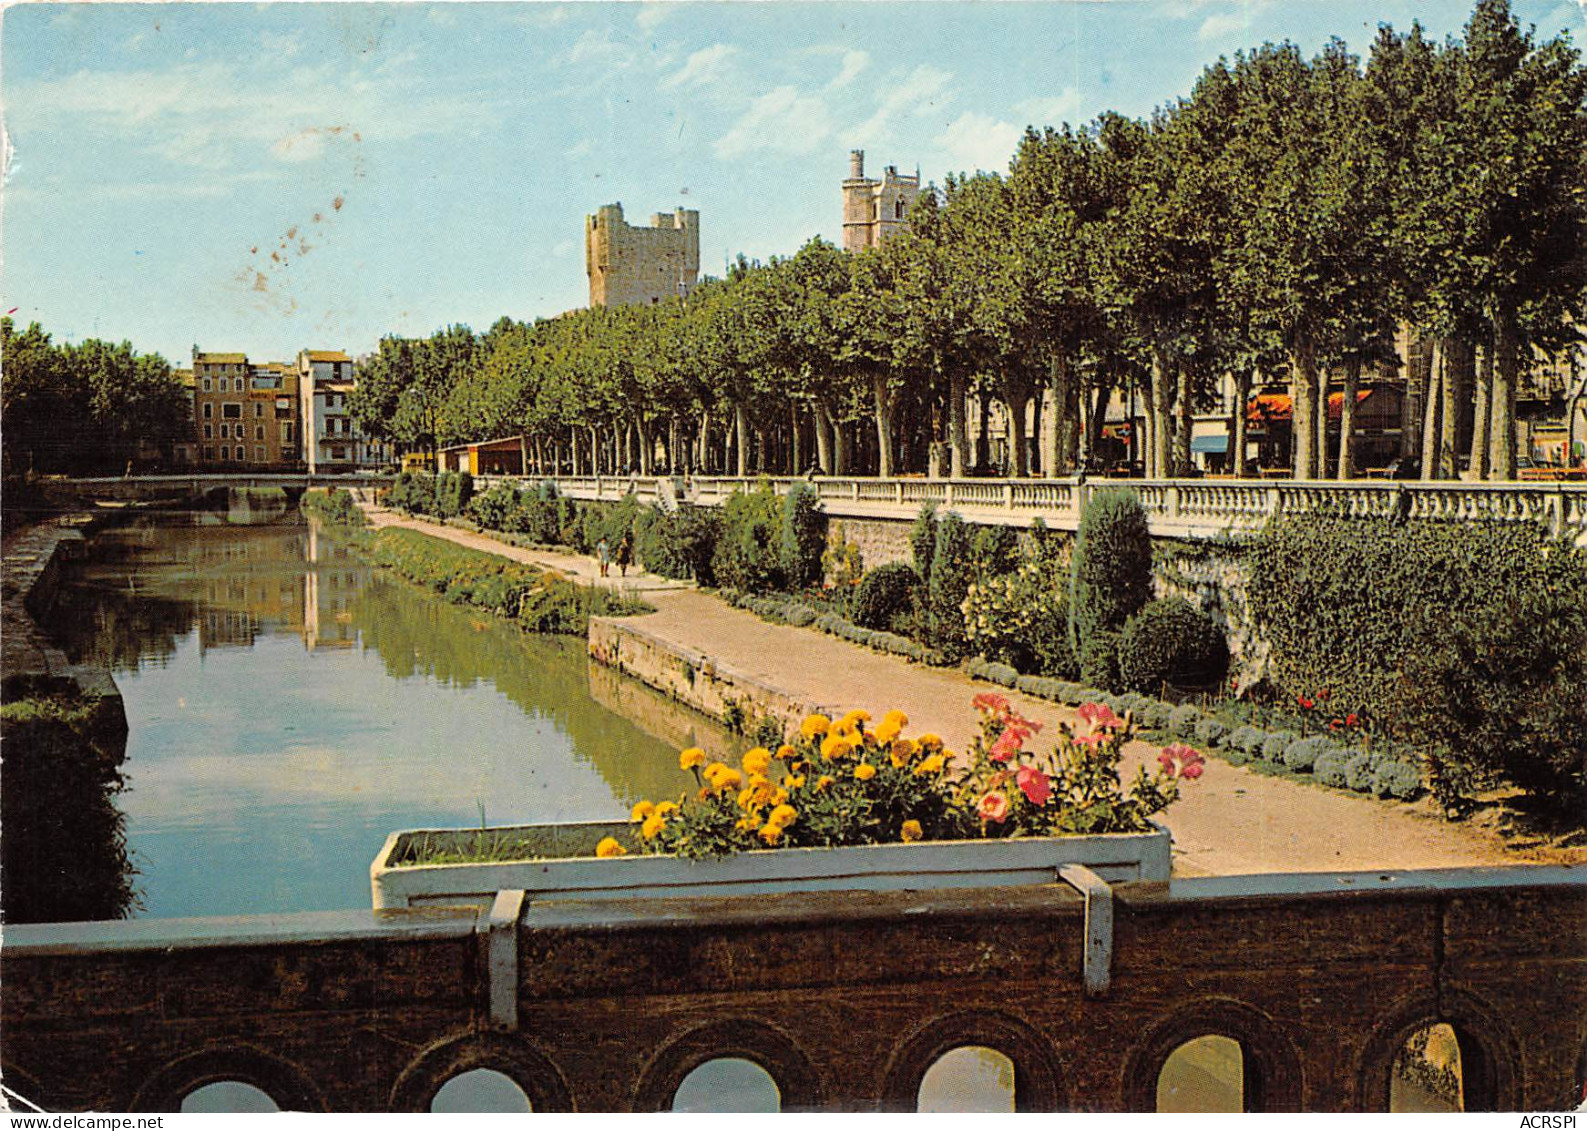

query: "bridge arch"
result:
(1357, 988), (1522, 1112)
(878, 1009), (1067, 1112)
(1120, 996), (1302, 1112)
(130, 1044), (326, 1113)
(388, 1031), (573, 1112)
(632, 1017), (821, 1111)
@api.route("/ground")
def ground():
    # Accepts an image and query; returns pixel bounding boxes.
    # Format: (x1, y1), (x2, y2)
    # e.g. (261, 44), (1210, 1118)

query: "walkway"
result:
(362, 505), (1573, 878)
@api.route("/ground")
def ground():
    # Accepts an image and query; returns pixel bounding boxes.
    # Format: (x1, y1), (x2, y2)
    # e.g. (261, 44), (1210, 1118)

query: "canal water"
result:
(41, 501), (731, 919)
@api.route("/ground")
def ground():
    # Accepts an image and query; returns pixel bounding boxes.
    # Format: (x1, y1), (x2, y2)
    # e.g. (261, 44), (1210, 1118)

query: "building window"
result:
(203, 446), (214, 460)
(204, 424), (213, 439)
(331, 447), (346, 461)
(203, 402), (213, 419)
(222, 403), (241, 419)
(255, 425), (265, 441)
(256, 446), (267, 462)
(254, 402), (263, 417)
(282, 423), (294, 443)
(235, 377), (246, 392)
(895, 199), (905, 219)
(219, 446), (229, 461)
(202, 377), (212, 392)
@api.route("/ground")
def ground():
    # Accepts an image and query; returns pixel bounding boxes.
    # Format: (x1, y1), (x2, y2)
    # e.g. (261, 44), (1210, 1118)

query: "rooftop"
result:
(195, 352), (247, 364)
(302, 349), (352, 363)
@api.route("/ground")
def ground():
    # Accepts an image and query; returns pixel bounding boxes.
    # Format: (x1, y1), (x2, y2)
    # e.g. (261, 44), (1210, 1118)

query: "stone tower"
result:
(585, 202), (700, 307)
(841, 150), (920, 253)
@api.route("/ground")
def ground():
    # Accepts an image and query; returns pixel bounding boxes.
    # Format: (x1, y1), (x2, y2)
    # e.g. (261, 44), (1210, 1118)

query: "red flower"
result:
(979, 791), (1010, 823)
(1319, 688), (1331, 701)
(1076, 702), (1125, 735)
(1158, 744), (1206, 781)
(1297, 696), (1315, 711)
(989, 728), (1023, 762)
(1345, 713), (1359, 728)
(1016, 765), (1052, 807)
(972, 692), (1010, 717)
(1072, 731), (1110, 750)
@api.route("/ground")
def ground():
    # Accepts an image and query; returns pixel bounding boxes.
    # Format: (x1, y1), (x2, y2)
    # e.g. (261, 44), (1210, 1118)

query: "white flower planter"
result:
(369, 819), (1172, 910)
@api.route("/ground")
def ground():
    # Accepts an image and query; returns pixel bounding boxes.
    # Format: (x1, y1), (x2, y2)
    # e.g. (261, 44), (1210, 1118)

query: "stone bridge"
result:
(45, 473), (394, 507)
(3, 866), (1583, 1112)
(476, 474), (1587, 543)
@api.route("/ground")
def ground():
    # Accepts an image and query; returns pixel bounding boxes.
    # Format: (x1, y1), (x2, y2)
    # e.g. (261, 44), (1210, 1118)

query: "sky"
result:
(3, 0), (1584, 368)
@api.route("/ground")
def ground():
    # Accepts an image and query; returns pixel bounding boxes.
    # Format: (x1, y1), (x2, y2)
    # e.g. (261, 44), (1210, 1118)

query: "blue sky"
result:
(3, 0), (1583, 367)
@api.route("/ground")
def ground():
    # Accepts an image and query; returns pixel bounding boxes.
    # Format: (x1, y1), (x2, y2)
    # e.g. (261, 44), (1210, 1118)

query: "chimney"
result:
(849, 149), (864, 180)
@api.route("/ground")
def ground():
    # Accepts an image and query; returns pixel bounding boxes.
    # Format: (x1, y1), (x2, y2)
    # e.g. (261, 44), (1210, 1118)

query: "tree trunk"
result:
(1315, 365), (1329, 481)
(1421, 339), (1443, 481)
(1005, 387), (1030, 478)
(871, 373), (895, 478)
(790, 406), (803, 476)
(1439, 339), (1469, 480)
(1089, 383), (1112, 468)
(668, 418), (681, 474)
(1490, 305), (1519, 479)
(834, 418), (853, 475)
(1337, 356), (1360, 480)
(949, 373), (969, 478)
(734, 402), (749, 477)
(976, 391), (992, 471)
(1290, 327), (1318, 481)
(1045, 354), (1071, 478)
(1067, 376), (1085, 469)
(1149, 345), (1173, 479)
(814, 401), (835, 474)
(1141, 372), (1157, 479)
(1471, 341), (1493, 481)
(638, 418), (653, 476)
(1173, 360), (1192, 477)
(1232, 369), (1251, 477)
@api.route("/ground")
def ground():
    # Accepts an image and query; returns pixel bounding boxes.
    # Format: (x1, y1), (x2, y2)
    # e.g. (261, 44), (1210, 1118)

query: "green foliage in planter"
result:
(433, 470), (473, 519)
(712, 484), (786, 594)
(1168, 703), (1202, 739)
(779, 482), (826, 589)
(1262, 731), (1298, 764)
(1117, 598), (1230, 694)
(927, 511), (974, 657)
(910, 500), (938, 590)
(853, 562), (921, 631)
(1193, 717), (1230, 749)
(1372, 760), (1422, 800)
(1072, 488), (1152, 645)
(388, 470), (436, 514)
(1079, 629), (1123, 692)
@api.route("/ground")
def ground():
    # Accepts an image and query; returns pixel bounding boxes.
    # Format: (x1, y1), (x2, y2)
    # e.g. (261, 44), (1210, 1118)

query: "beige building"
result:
(297, 349), (388, 473)
(585, 202), (700, 307)
(842, 150), (919, 253)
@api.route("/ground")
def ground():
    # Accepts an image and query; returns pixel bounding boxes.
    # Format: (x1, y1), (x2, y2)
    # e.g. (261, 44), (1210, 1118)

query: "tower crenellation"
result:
(586, 201), (700, 308)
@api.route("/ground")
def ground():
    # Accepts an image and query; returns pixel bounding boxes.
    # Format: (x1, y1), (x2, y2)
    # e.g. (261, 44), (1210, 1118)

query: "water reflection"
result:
(40, 512), (735, 918)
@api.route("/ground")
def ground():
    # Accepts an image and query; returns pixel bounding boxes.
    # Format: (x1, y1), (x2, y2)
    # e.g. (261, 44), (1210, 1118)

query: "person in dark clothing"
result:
(615, 535), (633, 578)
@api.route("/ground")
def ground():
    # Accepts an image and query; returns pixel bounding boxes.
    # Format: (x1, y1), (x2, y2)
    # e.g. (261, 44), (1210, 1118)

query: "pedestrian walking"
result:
(615, 534), (633, 578)
(596, 536), (610, 578)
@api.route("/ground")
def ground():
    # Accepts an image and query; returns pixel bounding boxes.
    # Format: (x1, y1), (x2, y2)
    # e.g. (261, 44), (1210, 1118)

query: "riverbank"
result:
(360, 501), (1584, 877)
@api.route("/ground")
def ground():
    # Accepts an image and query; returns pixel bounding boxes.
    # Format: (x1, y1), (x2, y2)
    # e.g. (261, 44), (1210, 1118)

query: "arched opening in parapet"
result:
(1156, 1034), (1244, 1112)
(1390, 1023), (1465, 1112)
(671, 1057), (780, 1112)
(180, 1082), (280, 1113)
(430, 1068), (533, 1113)
(916, 1046), (1016, 1112)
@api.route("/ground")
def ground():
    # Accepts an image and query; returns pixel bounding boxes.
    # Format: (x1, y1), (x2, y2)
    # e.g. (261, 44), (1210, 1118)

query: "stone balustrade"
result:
(476, 474), (1587, 542)
(3, 866), (1583, 1112)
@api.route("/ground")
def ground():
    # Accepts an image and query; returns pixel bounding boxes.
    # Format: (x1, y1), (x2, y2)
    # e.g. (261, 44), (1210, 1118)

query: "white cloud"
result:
(828, 49), (870, 91)
(1197, 12), (1248, 42)
(714, 86), (834, 160)
(1014, 88), (1082, 128)
(849, 64), (953, 146)
(636, 3), (672, 32)
(565, 29), (639, 69)
(932, 112), (1020, 177)
(661, 44), (738, 90)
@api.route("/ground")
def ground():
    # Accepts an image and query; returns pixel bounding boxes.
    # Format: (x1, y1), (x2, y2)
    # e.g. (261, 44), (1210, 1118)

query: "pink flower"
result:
(978, 791), (1010, 823)
(1075, 702), (1125, 735)
(1072, 731), (1110, 750)
(1157, 744), (1206, 780)
(1006, 709), (1043, 736)
(1016, 765), (1052, 806)
(972, 692), (1011, 717)
(989, 724), (1029, 762)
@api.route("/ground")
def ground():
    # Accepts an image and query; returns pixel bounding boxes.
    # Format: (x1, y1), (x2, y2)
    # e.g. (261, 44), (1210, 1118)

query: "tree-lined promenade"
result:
(351, 0), (1586, 485)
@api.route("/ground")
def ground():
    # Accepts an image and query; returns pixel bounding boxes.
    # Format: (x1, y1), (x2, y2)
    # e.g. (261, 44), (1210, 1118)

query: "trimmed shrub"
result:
(466, 482), (519, 530)
(927, 512), (974, 657)
(910, 500), (938, 591)
(971, 524), (1018, 578)
(853, 562), (921, 632)
(779, 482), (826, 589)
(1282, 735), (1334, 772)
(1345, 751), (1376, 792)
(1078, 630), (1123, 693)
(1135, 701), (1172, 731)
(1228, 725), (1267, 755)
(302, 487), (365, 527)
(1372, 760), (1422, 800)
(985, 661), (1020, 688)
(1168, 704), (1202, 739)
(1262, 731), (1298, 764)
(388, 470), (436, 515)
(1072, 488), (1152, 644)
(433, 471), (473, 519)
(1193, 718), (1230, 749)
(1117, 598), (1230, 694)
(712, 485), (785, 594)
(1314, 750), (1350, 788)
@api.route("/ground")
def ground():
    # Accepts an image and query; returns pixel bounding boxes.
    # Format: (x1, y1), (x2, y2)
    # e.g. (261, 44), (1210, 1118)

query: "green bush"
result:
(1167, 703), (1202, 739)
(1135, 701), (1172, 731)
(388, 470), (437, 515)
(1372, 760), (1422, 800)
(971, 524), (1018, 578)
(852, 562), (921, 631)
(1262, 731), (1298, 763)
(985, 661), (1020, 688)
(301, 487), (365, 527)
(1072, 488), (1152, 645)
(910, 500), (938, 590)
(1315, 750), (1350, 788)
(431, 471), (473, 519)
(466, 482), (519, 530)
(1345, 751), (1376, 792)
(1078, 630), (1122, 693)
(636, 503), (719, 583)
(1117, 598), (1230, 694)
(779, 482), (826, 589)
(1283, 735), (1334, 772)
(1229, 725), (1267, 755)
(712, 485), (786, 594)
(927, 512), (974, 657)
(1193, 717), (1229, 748)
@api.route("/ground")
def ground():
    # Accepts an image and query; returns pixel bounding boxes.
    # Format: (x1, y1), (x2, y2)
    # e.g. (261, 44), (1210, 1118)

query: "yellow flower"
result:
(841, 709), (872, 727)
(768, 803), (798, 828)
(654, 801), (679, 817)
(853, 762), (877, 781)
(777, 744), (798, 762)
(815, 775), (835, 792)
(596, 836), (628, 858)
(641, 813), (667, 840)
(900, 820), (923, 843)
(800, 713), (831, 739)
(742, 747), (772, 776)
(737, 787), (760, 811)
(758, 822), (784, 846)
(785, 773), (806, 789)
(736, 815), (760, 832)
(679, 747), (707, 771)
(914, 754), (946, 776)
(630, 800), (655, 823)
(708, 767), (742, 792)
(703, 761), (730, 782)
(883, 709), (909, 729)
(873, 720), (902, 745)
(820, 735), (852, 761)
(917, 733), (943, 750)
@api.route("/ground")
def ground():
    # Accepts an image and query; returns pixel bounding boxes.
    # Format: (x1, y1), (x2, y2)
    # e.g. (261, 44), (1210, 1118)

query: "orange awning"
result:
(1246, 394), (1291, 425)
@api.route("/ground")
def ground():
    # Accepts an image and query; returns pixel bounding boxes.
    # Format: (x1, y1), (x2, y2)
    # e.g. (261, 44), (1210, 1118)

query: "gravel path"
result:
(362, 506), (1575, 877)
